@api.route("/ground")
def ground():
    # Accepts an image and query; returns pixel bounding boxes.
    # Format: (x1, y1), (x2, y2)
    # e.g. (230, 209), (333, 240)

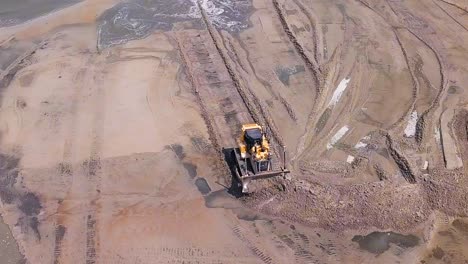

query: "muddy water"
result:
(275, 65), (305, 86)
(0, 0), (82, 27)
(0, 215), (24, 264)
(97, 0), (253, 49)
(352, 231), (420, 254)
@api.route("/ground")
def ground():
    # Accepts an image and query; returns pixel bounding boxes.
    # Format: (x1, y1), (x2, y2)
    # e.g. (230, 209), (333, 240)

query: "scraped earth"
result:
(0, 0), (468, 263)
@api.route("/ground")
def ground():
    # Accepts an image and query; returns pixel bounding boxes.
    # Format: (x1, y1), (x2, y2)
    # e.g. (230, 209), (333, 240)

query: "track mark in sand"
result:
(437, 0), (468, 13)
(385, 133), (416, 183)
(83, 65), (106, 264)
(359, 0), (448, 145)
(175, 35), (222, 152)
(278, 96), (297, 122)
(53, 225), (66, 264)
(388, 29), (419, 131)
(198, 2), (285, 153)
(403, 28), (446, 145)
(272, 0), (321, 92)
(232, 225), (275, 264)
(86, 215), (97, 264)
(291, 0), (321, 65)
(278, 233), (317, 263)
(433, 0), (468, 32)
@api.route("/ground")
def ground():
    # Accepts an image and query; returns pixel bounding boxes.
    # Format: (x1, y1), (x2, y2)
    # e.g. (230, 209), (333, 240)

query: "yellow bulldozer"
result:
(226, 123), (290, 193)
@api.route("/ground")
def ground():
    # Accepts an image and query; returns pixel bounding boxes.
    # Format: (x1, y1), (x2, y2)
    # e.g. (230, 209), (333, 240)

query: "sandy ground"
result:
(0, 0), (468, 263)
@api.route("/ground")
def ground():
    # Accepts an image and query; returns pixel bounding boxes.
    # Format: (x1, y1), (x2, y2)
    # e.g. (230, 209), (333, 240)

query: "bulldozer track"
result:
(53, 225), (66, 264)
(86, 215), (97, 264)
(291, 0), (321, 66)
(433, 0), (468, 32)
(387, 29), (419, 131)
(232, 225), (276, 264)
(437, 0), (468, 13)
(174, 2), (286, 170)
(272, 0), (321, 92)
(385, 133), (416, 183)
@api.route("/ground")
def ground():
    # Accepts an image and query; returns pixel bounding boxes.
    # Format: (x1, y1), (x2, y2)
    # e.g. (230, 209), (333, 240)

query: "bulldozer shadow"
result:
(222, 147), (245, 198)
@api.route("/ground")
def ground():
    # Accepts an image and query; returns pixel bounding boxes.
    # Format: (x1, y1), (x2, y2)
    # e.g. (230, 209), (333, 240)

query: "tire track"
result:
(223, 35), (298, 123)
(174, 35), (221, 152)
(387, 29), (419, 131)
(433, 0), (468, 32)
(291, 0), (321, 66)
(86, 215), (97, 264)
(385, 133), (416, 183)
(437, 0), (468, 13)
(358, 0), (448, 146)
(232, 225), (276, 264)
(403, 28), (447, 145)
(54, 61), (89, 264)
(271, 0), (321, 92)
(53, 225), (66, 264)
(197, 1), (285, 155)
(83, 61), (106, 264)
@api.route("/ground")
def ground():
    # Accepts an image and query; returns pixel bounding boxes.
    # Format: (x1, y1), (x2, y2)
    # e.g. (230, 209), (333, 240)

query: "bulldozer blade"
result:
(242, 169), (290, 181)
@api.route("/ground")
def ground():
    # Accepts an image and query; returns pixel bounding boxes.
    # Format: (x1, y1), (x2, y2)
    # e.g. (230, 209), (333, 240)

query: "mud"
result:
(194, 177), (211, 195)
(275, 65), (305, 86)
(352, 231), (419, 254)
(0, 215), (25, 264)
(98, 0), (253, 49)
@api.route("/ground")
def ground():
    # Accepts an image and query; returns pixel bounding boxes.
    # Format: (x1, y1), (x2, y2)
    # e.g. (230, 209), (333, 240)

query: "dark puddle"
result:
(98, 0), (253, 49)
(275, 65), (305, 86)
(0, 153), (42, 239)
(183, 162), (197, 178)
(194, 177), (211, 195)
(352, 231), (419, 254)
(315, 108), (331, 134)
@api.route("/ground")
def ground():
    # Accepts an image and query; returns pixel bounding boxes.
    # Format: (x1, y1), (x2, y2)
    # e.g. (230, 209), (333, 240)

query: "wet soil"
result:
(352, 231), (419, 254)
(0, 0), (82, 27)
(97, 0), (253, 49)
(0, 215), (25, 264)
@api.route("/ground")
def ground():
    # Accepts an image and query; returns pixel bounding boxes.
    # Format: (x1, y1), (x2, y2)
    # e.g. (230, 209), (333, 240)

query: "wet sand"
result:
(0, 215), (24, 264)
(0, 0), (82, 27)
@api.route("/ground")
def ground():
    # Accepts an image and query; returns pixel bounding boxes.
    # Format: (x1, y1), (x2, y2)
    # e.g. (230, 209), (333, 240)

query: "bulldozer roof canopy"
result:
(245, 128), (262, 143)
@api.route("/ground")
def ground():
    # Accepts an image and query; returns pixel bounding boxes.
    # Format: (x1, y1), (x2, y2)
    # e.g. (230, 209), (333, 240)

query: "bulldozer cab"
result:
(244, 127), (262, 147)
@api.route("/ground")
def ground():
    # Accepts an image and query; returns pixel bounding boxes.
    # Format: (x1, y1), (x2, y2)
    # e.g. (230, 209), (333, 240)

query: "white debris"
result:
(404, 111), (418, 137)
(435, 127), (441, 143)
(423, 160), (428, 170)
(328, 78), (351, 107)
(355, 142), (367, 149)
(354, 135), (370, 149)
(346, 155), (355, 164)
(327, 126), (349, 150)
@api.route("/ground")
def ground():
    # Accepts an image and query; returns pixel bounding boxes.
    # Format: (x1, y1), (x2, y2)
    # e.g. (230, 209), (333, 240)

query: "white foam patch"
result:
(423, 160), (428, 170)
(355, 142), (367, 149)
(197, 0), (250, 32)
(347, 155), (355, 164)
(404, 111), (418, 137)
(435, 127), (441, 143)
(327, 126), (349, 150)
(328, 78), (351, 107)
(354, 135), (370, 149)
